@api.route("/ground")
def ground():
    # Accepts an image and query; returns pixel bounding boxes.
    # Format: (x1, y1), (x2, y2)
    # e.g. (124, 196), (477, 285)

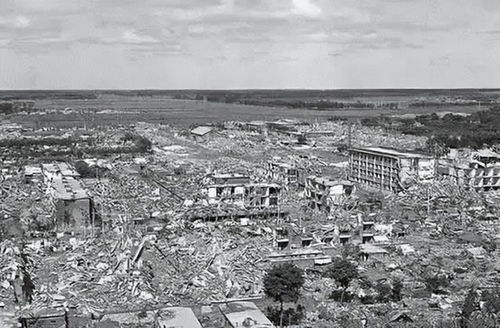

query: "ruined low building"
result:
(266, 161), (299, 185)
(24, 165), (42, 183)
(268, 249), (331, 267)
(245, 183), (281, 208)
(349, 147), (435, 192)
(190, 126), (213, 141)
(70, 307), (204, 328)
(304, 176), (355, 212)
(20, 308), (66, 328)
(274, 226), (314, 250)
(205, 174), (281, 208)
(206, 173), (251, 185)
(359, 244), (389, 261)
(49, 177), (94, 229)
(332, 213), (390, 246)
(219, 301), (276, 328)
(206, 174), (250, 205)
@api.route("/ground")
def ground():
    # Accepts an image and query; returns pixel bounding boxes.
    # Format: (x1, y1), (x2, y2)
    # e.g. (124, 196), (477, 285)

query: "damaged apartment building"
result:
(348, 147), (435, 192)
(439, 149), (500, 190)
(266, 160), (299, 185)
(304, 176), (355, 213)
(205, 173), (281, 208)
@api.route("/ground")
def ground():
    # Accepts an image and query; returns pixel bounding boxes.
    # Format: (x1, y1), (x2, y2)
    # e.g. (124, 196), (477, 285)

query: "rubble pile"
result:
(1, 177), (53, 232)
(18, 223), (273, 313)
(0, 240), (33, 307)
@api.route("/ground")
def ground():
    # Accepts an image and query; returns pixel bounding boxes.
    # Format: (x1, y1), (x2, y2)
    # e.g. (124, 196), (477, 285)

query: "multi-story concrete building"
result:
(49, 176), (94, 228)
(27, 162), (95, 229)
(206, 174), (250, 206)
(304, 176), (355, 212)
(349, 147), (435, 192)
(205, 174), (281, 208)
(438, 149), (500, 191)
(245, 183), (281, 208)
(266, 161), (299, 185)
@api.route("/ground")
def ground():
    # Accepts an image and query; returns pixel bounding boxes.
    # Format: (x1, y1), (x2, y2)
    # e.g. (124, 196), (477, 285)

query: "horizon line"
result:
(1, 87), (500, 92)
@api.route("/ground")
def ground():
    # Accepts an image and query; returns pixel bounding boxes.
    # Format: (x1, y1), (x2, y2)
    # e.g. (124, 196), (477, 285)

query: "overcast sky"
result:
(1, 0), (499, 89)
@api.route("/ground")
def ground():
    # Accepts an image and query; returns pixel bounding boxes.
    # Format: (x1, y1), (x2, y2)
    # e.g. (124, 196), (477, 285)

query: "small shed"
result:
(191, 126), (213, 141)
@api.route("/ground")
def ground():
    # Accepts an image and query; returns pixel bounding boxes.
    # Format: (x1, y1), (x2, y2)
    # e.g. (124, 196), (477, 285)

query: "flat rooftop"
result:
(97, 307), (202, 328)
(351, 147), (431, 159)
(307, 176), (353, 187)
(50, 177), (90, 200)
(42, 162), (80, 177)
(219, 302), (275, 328)
(191, 126), (213, 136)
(269, 161), (296, 169)
(211, 173), (249, 179)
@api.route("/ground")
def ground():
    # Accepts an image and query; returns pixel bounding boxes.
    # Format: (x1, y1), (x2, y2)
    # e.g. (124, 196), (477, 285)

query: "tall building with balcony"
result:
(349, 147), (435, 192)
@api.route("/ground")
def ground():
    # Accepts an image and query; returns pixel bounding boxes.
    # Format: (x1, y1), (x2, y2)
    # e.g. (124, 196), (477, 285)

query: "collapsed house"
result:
(349, 147), (435, 192)
(304, 176), (355, 212)
(439, 149), (500, 190)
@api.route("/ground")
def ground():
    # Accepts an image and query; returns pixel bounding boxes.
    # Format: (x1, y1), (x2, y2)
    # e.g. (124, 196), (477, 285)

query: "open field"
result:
(2, 90), (493, 128)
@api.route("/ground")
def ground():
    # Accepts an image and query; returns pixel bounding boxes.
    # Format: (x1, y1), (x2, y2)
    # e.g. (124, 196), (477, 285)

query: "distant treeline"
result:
(171, 91), (500, 111)
(172, 93), (399, 110)
(239, 99), (400, 110)
(0, 90), (98, 101)
(0, 101), (35, 114)
(362, 107), (500, 149)
(408, 100), (496, 108)
(0, 133), (152, 157)
(169, 89), (500, 100)
(2, 89), (500, 106)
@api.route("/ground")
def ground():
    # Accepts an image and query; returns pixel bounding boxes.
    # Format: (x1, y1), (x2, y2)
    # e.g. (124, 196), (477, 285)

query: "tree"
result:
(266, 305), (304, 327)
(423, 273), (450, 294)
(263, 263), (305, 328)
(74, 160), (95, 178)
(461, 287), (479, 328)
(392, 278), (403, 302)
(324, 259), (358, 303)
(374, 283), (392, 303)
(297, 133), (307, 145)
(482, 289), (500, 317)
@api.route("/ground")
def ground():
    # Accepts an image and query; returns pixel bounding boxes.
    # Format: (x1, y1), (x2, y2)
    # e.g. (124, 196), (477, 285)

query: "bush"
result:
(266, 305), (305, 326)
(74, 161), (96, 178)
(374, 283), (393, 303)
(424, 274), (450, 294)
(328, 289), (355, 302)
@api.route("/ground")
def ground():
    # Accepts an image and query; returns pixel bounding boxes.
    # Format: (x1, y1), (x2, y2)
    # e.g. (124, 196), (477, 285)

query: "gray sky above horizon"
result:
(1, 0), (499, 89)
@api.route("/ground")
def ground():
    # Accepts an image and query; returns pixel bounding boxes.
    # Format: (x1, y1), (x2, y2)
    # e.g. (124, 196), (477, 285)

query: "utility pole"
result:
(348, 123), (352, 148)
